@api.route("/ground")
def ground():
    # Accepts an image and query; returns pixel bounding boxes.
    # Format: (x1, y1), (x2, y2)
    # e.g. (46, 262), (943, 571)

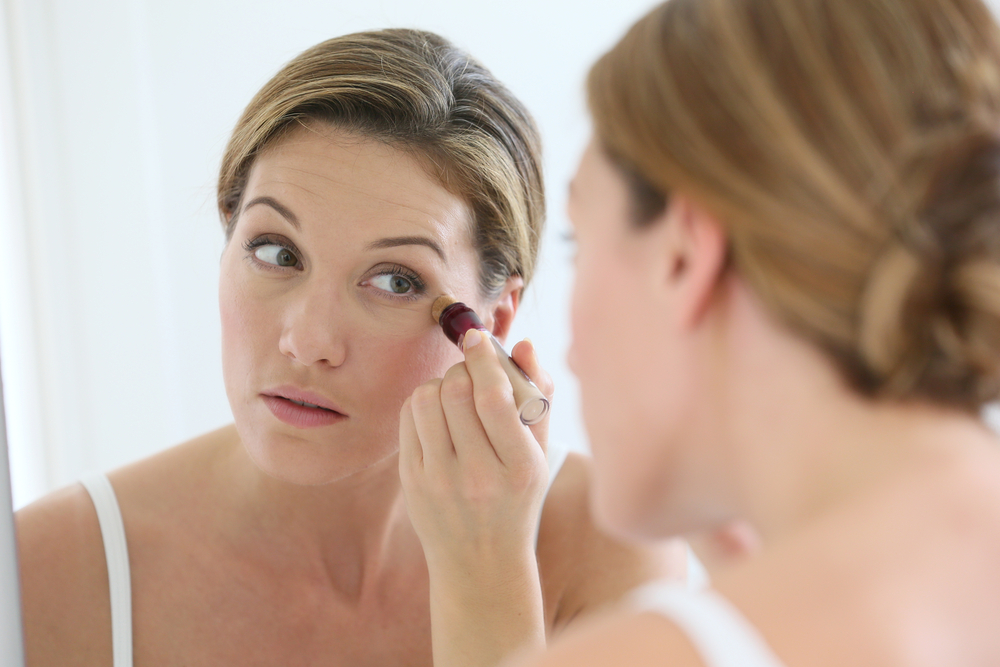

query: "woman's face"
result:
(567, 141), (700, 538)
(219, 124), (489, 485)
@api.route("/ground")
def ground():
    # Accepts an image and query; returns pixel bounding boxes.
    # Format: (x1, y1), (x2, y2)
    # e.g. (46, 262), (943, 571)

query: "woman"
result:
(15, 30), (685, 667)
(514, 0), (1000, 664)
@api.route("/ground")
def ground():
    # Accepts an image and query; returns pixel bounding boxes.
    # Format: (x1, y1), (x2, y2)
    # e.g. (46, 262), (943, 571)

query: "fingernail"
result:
(464, 328), (484, 350)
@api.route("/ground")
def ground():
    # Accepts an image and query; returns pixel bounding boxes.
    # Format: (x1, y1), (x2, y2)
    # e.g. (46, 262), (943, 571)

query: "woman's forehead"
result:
(243, 125), (476, 254)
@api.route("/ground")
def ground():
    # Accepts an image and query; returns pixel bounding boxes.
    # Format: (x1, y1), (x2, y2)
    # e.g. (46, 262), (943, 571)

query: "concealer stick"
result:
(431, 295), (550, 426)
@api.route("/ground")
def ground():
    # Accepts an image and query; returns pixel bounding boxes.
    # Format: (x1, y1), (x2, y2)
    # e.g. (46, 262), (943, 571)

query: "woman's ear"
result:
(662, 195), (729, 330)
(485, 275), (524, 345)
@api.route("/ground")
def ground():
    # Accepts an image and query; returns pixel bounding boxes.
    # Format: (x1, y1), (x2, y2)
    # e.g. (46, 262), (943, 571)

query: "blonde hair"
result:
(589, 0), (1000, 410)
(219, 29), (544, 297)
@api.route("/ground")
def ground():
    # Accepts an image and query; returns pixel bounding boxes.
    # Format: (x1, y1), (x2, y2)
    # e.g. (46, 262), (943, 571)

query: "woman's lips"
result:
(261, 387), (347, 428)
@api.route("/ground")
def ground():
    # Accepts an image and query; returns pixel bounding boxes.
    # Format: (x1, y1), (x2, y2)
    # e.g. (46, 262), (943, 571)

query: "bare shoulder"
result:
(107, 423), (238, 511)
(508, 607), (703, 667)
(15, 424), (237, 667)
(536, 453), (687, 631)
(16, 481), (111, 666)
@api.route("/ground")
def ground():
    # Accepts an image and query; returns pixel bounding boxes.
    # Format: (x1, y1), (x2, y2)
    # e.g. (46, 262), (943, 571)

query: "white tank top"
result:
(629, 581), (788, 667)
(80, 438), (573, 667)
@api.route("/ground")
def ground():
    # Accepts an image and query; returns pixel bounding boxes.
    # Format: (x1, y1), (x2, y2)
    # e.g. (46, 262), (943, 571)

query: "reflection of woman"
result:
(16, 30), (684, 666)
(516, 0), (1000, 665)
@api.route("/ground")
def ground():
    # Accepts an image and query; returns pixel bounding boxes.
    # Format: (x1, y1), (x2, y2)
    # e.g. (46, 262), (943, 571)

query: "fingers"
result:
(406, 366), (494, 472)
(461, 329), (540, 468)
(409, 379), (455, 471)
(439, 362), (493, 464)
(403, 331), (553, 474)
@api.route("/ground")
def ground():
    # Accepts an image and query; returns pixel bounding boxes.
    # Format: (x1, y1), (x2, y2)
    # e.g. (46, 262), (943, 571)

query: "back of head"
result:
(589, 0), (1000, 410)
(219, 29), (544, 298)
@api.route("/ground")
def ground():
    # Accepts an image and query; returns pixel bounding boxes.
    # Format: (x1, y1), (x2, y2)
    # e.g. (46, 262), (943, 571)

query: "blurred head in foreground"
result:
(569, 0), (1000, 538)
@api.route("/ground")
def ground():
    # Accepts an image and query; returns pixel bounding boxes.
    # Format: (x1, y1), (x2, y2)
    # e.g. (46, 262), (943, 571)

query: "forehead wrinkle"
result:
(264, 163), (471, 243)
(254, 133), (476, 259)
(268, 161), (459, 216)
(247, 179), (330, 219)
(264, 130), (460, 210)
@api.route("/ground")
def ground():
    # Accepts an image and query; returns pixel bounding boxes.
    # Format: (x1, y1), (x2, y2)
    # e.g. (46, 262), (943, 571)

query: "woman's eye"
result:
(254, 244), (299, 267)
(369, 273), (415, 294)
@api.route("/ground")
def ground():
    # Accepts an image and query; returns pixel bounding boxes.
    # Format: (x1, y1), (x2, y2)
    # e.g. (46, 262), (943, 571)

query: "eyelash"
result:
(242, 234), (302, 271)
(366, 264), (427, 302)
(242, 234), (427, 301)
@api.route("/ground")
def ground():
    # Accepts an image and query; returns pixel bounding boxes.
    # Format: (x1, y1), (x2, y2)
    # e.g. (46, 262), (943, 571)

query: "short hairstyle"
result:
(219, 29), (544, 298)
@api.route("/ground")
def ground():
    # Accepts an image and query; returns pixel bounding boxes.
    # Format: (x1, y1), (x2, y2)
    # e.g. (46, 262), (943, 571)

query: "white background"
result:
(0, 0), (658, 509)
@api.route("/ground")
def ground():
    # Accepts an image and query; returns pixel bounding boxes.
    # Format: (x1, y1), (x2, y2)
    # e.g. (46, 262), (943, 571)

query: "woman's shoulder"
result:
(535, 452), (688, 631)
(15, 424), (238, 665)
(105, 423), (238, 514)
(16, 479), (113, 665)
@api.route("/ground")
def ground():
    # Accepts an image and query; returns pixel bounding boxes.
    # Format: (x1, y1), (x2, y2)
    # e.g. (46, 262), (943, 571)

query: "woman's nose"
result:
(277, 284), (348, 368)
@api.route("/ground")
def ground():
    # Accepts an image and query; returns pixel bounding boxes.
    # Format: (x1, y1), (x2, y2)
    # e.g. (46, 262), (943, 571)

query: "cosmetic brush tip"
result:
(431, 295), (458, 323)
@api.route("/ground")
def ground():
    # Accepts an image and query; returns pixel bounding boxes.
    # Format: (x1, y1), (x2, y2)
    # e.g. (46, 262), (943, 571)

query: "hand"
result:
(400, 331), (555, 666)
(399, 330), (554, 572)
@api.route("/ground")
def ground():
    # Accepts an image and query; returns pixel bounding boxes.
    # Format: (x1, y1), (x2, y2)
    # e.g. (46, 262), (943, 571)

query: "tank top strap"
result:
(629, 581), (786, 667)
(81, 474), (133, 667)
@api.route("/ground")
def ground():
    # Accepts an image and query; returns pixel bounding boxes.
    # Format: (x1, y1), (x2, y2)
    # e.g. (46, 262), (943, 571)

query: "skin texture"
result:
(16, 126), (686, 667)
(508, 141), (1000, 667)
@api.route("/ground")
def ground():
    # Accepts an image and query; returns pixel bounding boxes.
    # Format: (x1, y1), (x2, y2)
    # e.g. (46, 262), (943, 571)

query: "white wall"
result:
(0, 0), (656, 508)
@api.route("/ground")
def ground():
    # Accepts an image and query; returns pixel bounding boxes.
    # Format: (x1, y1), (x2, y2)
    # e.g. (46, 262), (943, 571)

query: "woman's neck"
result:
(733, 388), (989, 542)
(217, 428), (422, 603)
(709, 287), (996, 543)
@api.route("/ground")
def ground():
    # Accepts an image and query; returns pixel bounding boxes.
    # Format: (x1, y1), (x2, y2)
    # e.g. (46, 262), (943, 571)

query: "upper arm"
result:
(16, 484), (111, 667)
(536, 453), (688, 633)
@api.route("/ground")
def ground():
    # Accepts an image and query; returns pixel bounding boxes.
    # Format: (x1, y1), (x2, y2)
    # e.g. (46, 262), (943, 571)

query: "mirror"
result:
(0, 2), (682, 665)
(0, 363), (25, 665)
(0, 0), (660, 511)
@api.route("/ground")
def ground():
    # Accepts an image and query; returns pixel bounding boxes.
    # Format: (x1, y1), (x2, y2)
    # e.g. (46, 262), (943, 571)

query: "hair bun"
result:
(858, 130), (1000, 407)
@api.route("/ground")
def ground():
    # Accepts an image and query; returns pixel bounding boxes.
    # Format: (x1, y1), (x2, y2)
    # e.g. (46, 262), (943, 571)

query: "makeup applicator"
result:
(431, 295), (550, 426)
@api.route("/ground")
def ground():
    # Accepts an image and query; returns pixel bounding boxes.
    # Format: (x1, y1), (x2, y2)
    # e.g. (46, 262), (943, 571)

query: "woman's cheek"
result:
(358, 328), (462, 407)
(570, 248), (638, 483)
(219, 273), (277, 398)
(219, 277), (247, 378)
(568, 251), (606, 387)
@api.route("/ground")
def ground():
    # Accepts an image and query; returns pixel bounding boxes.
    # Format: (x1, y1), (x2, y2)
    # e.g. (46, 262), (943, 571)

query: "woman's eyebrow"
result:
(366, 236), (446, 262)
(243, 196), (300, 229)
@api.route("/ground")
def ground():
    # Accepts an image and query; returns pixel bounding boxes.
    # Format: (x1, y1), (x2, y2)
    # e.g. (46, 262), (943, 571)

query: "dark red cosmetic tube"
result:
(434, 299), (549, 426)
